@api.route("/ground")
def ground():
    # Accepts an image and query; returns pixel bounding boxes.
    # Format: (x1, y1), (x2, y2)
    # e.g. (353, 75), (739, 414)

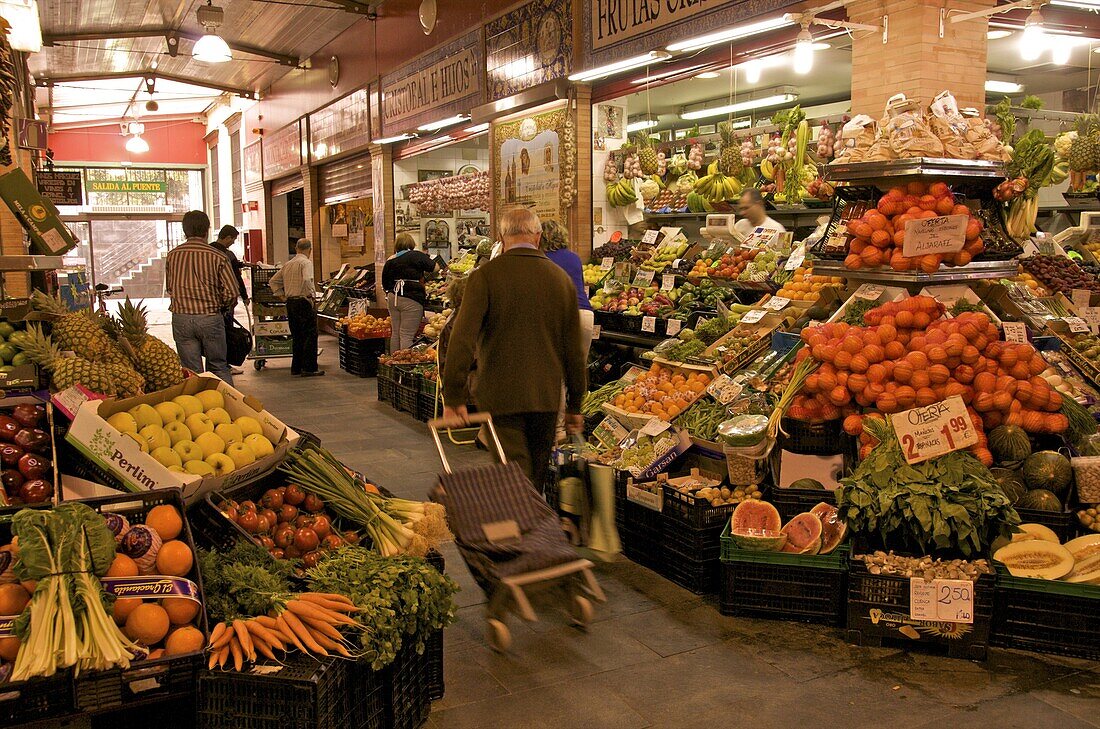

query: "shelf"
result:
(0, 256), (65, 271)
(812, 259), (1016, 284)
(824, 158), (1007, 183)
(593, 329), (666, 348)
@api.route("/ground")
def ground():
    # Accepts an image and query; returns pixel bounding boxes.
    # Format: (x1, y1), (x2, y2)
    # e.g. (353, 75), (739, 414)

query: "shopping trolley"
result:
(428, 413), (606, 652)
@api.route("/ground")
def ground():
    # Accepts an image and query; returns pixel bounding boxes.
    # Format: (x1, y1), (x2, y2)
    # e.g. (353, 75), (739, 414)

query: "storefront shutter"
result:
(269, 174), (304, 197)
(318, 152), (373, 205)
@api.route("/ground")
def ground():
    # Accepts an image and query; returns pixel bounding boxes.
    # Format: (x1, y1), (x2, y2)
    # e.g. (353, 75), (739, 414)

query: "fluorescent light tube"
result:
(417, 115), (469, 132)
(568, 51), (671, 82)
(680, 93), (797, 121)
(667, 16), (792, 53)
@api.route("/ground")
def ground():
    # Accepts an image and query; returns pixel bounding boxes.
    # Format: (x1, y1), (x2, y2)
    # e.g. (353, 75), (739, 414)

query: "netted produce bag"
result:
(832, 115), (876, 163)
(928, 91), (979, 160)
(882, 94), (944, 158)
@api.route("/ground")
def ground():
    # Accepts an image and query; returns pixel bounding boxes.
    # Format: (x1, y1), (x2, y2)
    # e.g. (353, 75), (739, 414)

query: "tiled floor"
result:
(204, 332), (1100, 729)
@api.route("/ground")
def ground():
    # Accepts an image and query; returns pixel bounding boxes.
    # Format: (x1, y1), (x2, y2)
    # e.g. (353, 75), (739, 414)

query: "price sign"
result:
(600, 257), (614, 270)
(1002, 321), (1028, 343)
(661, 274), (676, 291)
(672, 258), (682, 270)
(614, 262), (632, 282)
(741, 309), (766, 324)
(1022, 240), (1040, 257)
(1084, 307), (1100, 334)
(902, 214), (968, 257)
(641, 316), (657, 333)
(633, 270), (655, 287)
(889, 395), (978, 465)
(1074, 289), (1094, 311)
(1065, 316), (1090, 334)
(784, 244), (806, 271)
(853, 284), (885, 300)
(665, 318), (682, 336)
(910, 578), (974, 624)
(640, 418), (671, 437)
(347, 298), (369, 318)
(764, 296), (790, 311)
(591, 325), (601, 341)
(716, 299), (732, 320)
(642, 229), (659, 245)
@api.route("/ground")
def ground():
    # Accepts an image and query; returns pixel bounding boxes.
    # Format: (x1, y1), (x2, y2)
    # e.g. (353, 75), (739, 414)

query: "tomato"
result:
(259, 509), (278, 532)
(342, 530), (360, 545)
(294, 514), (315, 529)
(255, 513), (271, 534)
(260, 489), (284, 511)
(293, 528), (320, 552)
(302, 494), (325, 513)
(310, 515), (332, 539)
(284, 544), (301, 558)
(302, 550), (322, 568)
(273, 524), (295, 549)
(237, 510), (260, 534)
(321, 534), (344, 550)
(222, 504), (239, 522)
(283, 484), (306, 506)
(238, 500), (258, 513)
(258, 536), (275, 549)
(269, 548), (285, 560)
(278, 504), (298, 523)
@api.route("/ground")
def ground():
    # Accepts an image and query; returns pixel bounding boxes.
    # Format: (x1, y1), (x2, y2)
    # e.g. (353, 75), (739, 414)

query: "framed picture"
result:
(457, 164), (480, 176)
(418, 169), (453, 182)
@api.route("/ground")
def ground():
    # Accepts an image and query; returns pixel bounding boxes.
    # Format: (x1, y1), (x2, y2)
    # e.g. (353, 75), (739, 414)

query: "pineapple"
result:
(717, 122), (743, 177)
(1069, 116), (1094, 172)
(116, 298), (183, 392)
(29, 290), (113, 362)
(636, 133), (659, 175)
(106, 362), (145, 398)
(21, 324), (116, 395)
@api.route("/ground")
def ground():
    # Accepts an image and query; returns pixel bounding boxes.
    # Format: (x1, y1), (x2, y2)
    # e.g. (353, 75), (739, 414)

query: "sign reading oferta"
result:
(87, 180), (167, 193)
(592, 0), (733, 50)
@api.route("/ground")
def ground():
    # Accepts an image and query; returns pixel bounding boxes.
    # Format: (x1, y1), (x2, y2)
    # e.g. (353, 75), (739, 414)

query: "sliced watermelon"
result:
(780, 512), (823, 554)
(810, 502), (847, 554)
(731, 499), (781, 534)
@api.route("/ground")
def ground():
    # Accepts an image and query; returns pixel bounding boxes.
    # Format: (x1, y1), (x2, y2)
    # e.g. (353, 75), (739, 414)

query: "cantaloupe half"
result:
(1014, 523), (1061, 544)
(1064, 534), (1100, 562)
(1062, 553), (1100, 584)
(994, 540), (1075, 580)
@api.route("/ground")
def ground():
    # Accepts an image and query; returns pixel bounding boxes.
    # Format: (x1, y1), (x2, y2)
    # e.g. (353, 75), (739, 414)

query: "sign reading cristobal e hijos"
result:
(382, 49), (478, 129)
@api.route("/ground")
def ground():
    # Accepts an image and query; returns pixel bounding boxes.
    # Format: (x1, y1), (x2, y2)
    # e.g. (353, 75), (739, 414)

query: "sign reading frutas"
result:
(36, 171), (83, 206)
(87, 180), (167, 194)
(902, 214), (968, 257)
(592, 0), (725, 50)
(382, 48), (478, 130)
(889, 395), (977, 464)
(0, 169), (77, 255)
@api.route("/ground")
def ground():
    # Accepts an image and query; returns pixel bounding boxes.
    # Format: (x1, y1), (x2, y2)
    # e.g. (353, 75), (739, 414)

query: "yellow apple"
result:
(150, 446), (182, 469)
(206, 407), (232, 427)
(205, 453), (235, 476)
(106, 412), (138, 434)
(154, 401), (185, 424)
(122, 432), (148, 453)
(244, 433), (275, 459)
(214, 423), (244, 446)
(196, 390), (225, 412)
(225, 442), (256, 469)
(173, 440), (203, 463)
(164, 421), (191, 446)
(183, 459), (215, 477)
(140, 424), (171, 451)
(194, 431), (226, 459)
(167, 465), (186, 474)
(185, 413), (214, 439)
(128, 403), (161, 430)
(173, 395), (203, 418)
(234, 416), (263, 438)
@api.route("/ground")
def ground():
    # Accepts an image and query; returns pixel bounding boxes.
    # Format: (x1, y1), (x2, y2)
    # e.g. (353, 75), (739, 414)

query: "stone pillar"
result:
(571, 85), (593, 260)
(301, 166), (321, 280)
(849, 0), (995, 115)
(369, 144), (395, 307)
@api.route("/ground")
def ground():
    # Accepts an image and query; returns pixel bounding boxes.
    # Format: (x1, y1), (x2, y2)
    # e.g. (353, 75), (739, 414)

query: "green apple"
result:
(106, 412), (138, 434)
(167, 465), (186, 474)
(244, 433), (275, 459)
(196, 390), (225, 412)
(226, 442), (256, 469)
(195, 431), (226, 459)
(205, 453), (235, 476)
(140, 424), (171, 451)
(206, 407), (232, 427)
(173, 440), (203, 463)
(173, 395), (203, 418)
(164, 421), (191, 446)
(214, 423), (244, 446)
(154, 401), (185, 424)
(128, 403), (161, 430)
(234, 416), (263, 438)
(183, 459), (215, 477)
(151, 446), (182, 469)
(123, 432), (148, 453)
(185, 413), (214, 439)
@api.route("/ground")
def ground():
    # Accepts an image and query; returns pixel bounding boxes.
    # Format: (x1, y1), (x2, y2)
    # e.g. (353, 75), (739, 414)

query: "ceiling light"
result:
(626, 116), (658, 133)
(1050, 0), (1100, 8)
(1052, 43), (1072, 64)
(464, 123), (490, 134)
(193, 2), (232, 64)
(373, 133), (417, 145)
(0, 0), (41, 52)
(125, 135), (149, 154)
(810, 42), (830, 51)
(1020, 7), (1045, 62)
(145, 100), (159, 111)
(985, 79), (1023, 93)
(417, 114), (469, 131)
(568, 51), (671, 82)
(630, 65), (708, 84)
(987, 29), (1013, 40)
(681, 91), (798, 121)
(666, 16), (791, 53)
(792, 26), (814, 74)
(694, 71), (721, 79)
(742, 59), (762, 83)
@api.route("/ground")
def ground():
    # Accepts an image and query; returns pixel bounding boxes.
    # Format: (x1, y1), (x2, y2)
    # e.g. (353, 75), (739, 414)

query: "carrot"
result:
(275, 614), (307, 653)
(297, 593), (360, 612)
(309, 631), (354, 657)
(250, 633), (278, 662)
(254, 615), (279, 630)
(301, 591), (357, 607)
(210, 622), (234, 650)
(245, 620), (286, 651)
(214, 644), (230, 669)
(281, 609), (328, 656)
(228, 635), (243, 671)
(207, 650), (220, 670)
(232, 619), (255, 662)
(208, 622), (228, 648)
(300, 615), (345, 642)
(287, 599), (359, 627)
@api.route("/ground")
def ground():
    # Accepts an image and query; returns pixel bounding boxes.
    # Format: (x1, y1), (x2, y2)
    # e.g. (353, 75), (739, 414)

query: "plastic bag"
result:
(832, 115), (876, 163)
(960, 107), (1012, 161)
(883, 94), (944, 158)
(928, 91), (978, 160)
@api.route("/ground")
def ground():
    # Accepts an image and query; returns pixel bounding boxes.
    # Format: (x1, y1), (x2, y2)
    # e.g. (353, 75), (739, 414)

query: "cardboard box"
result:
(0, 169), (78, 255)
(254, 321), (291, 337)
(65, 374), (298, 504)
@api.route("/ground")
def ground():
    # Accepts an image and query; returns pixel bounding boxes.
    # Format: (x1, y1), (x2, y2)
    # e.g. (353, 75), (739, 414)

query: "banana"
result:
(708, 160), (719, 175)
(760, 159), (775, 181)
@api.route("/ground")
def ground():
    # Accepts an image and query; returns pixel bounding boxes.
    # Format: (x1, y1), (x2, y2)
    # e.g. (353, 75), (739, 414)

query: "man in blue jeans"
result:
(165, 210), (240, 384)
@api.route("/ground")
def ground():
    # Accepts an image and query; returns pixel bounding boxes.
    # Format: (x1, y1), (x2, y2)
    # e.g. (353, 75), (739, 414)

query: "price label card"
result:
(591, 325), (601, 341)
(1074, 289), (1094, 311)
(706, 374), (742, 404)
(348, 298), (369, 318)
(665, 318), (682, 336)
(1084, 307), (1100, 334)
(633, 270), (655, 287)
(672, 258), (682, 269)
(889, 395), (978, 464)
(1066, 316), (1090, 334)
(902, 214), (968, 257)
(853, 283), (885, 300)
(600, 257), (614, 270)
(764, 296), (790, 311)
(641, 316), (657, 333)
(1022, 240), (1040, 257)
(642, 230), (660, 245)
(716, 299), (732, 320)
(741, 309), (767, 324)
(785, 244), (806, 271)
(640, 418), (671, 437)
(661, 274), (676, 291)
(1002, 321), (1028, 343)
(910, 578), (974, 624)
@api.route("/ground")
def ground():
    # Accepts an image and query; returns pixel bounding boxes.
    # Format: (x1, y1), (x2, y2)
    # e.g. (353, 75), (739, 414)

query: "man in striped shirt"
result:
(165, 210), (240, 384)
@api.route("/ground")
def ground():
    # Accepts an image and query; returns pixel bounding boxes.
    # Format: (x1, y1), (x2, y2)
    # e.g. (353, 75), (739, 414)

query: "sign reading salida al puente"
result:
(381, 48), (479, 130)
(592, 0), (731, 50)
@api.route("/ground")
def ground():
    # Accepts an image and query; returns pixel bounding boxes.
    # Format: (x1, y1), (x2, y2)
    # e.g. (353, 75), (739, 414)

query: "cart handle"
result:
(427, 413), (507, 473)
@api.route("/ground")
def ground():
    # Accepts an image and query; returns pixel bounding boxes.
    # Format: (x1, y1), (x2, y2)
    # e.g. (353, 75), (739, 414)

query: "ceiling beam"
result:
(35, 71), (257, 99)
(42, 29), (299, 67)
(321, 0), (381, 15)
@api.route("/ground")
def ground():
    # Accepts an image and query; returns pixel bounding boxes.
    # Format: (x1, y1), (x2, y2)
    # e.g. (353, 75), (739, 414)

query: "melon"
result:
(990, 467), (1028, 504)
(789, 478), (825, 490)
(994, 539), (1075, 579)
(730, 529), (787, 552)
(810, 502), (847, 554)
(989, 425), (1032, 465)
(731, 499), (781, 534)
(1017, 488), (1063, 512)
(1022, 451), (1073, 499)
(1062, 553), (1100, 584)
(1014, 523), (1061, 544)
(1064, 534), (1100, 562)
(780, 512), (823, 554)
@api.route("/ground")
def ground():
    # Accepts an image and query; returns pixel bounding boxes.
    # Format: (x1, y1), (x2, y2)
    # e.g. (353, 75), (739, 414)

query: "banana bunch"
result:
(694, 171), (741, 203)
(606, 178), (638, 207)
(760, 158), (775, 181)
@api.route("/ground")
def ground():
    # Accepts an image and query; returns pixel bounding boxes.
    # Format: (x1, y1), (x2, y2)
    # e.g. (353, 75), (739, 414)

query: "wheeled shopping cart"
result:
(428, 414), (606, 652)
(246, 265), (322, 370)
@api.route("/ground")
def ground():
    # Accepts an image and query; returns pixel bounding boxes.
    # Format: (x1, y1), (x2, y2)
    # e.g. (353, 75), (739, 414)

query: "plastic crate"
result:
(719, 525), (847, 625)
(0, 671), (76, 726)
(74, 489), (208, 713)
(12, 713), (91, 729)
(383, 640), (432, 729)
(197, 653), (386, 729)
(846, 555), (993, 661)
(660, 484), (738, 531)
(778, 418), (845, 456)
(991, 568), (1100, 660)
(662, 520), (723, 562)
(615, 474), (663, 569)
(1014, 507), (1078, 543)
(394, 382), (419, 416)
(417, 392), (437, 422)
(770, 488), (836, 523)
(658, 550), (718, 594)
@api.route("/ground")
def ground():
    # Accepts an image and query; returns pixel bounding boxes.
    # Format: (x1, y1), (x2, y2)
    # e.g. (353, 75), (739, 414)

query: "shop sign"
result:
(243, 140), (263, 186)
(16, 118), (47, 150)
(36, 171), (82, 205)
(592, 0), (732, 50)
(889, 395), (977, 465)
(87, 180), (167, 194)
(380, 32), (481, 133)
(310, 87), (371, 162)
(263, 121), (302, 179)
(485, 0), (571, 102)
(0, 168), (77, 255)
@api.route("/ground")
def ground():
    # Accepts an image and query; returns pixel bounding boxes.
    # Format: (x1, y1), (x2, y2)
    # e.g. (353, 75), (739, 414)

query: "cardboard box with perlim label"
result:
(0, 169), (78, 256)
(64, 373), (299, 504)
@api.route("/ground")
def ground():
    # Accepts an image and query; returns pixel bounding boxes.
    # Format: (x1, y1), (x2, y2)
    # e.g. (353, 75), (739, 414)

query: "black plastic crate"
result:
(778, 418), (845, 456)
(661, 520), (723, 562)
(0, 671), (76, 726)
(991, 569), (1100, 660)
(74, 489), (209, 713)
(658, 548), (718, 594)
(660, 485), (738, 531)
(92, 694), (195, 729)
(394, 382), (419, 416)
(198, 653), (386, 729)
(1014, 507), (1077, 543)
(770, 488), (837, 523)
(383, 640), (431, 729)
(13, 712), (90, 729)
(417, 392), (437, 422)
(846, 556), (993, 661)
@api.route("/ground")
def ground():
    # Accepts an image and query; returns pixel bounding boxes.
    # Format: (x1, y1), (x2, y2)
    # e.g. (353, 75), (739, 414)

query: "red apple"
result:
(17, 453), (50, 481)
(18, 478), (51, 504)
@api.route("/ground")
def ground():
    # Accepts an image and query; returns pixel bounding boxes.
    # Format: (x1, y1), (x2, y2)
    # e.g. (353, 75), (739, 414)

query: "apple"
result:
(17, 453), (50, 480)
(0, 443), (24, 467)
(244, 434), (275, 459)
(107, 412), (138, 434)
(1, 469), (23, 494)
(0, 416), (19, 441)
(153, 401), (185, 424)
(14, 429), (49, 454)
(11, 404), (44, 429)
(123, 432), (148, 453)
(140, 424), (171, 451)
(167, 465), (186, 474)
(150, 446), (182, 469)
(128, 404), (162, 430)
(173, 441), (203, 463)
(183, 459), (215, 477)
(206, 407), (232, 427)
(225, 442), (256, 469)
(194, 431), (226, 459)
(234, 416), (263, 437)
(19, 478), (52, 503)
(195, 390), (225, 412)
(164, 422), (191, 446)
(185, 413), (214, 439)
(214, 423), (243, 445)
(205, 453), (235, 476)
(172, 395), (203, 418)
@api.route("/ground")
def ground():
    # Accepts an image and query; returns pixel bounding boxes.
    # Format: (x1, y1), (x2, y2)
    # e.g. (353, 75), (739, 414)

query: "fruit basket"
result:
(660, 468), (760, 530)
(991, 566), (1100, 661)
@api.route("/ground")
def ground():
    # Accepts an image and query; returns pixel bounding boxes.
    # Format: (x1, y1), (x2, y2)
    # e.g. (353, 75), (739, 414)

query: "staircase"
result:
(94, 224), (178, 298)
(118, 257), (166, 299)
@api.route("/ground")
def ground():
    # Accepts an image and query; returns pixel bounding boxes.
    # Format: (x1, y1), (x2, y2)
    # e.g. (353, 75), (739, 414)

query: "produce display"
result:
(0, 402), (53, 506)
(775, 264), (845, 302)
(728, 500), (846, 555)
(1019, 254), (1100, 295)
(338, 314), (390, 339)
(381, 347), (437, 365)
(590, 286), (679, 317)
(583, 264), (609, 286)
(609, 364), (710, 420)
(994, 529), (1100, 584)
(404, 171), (490, 214)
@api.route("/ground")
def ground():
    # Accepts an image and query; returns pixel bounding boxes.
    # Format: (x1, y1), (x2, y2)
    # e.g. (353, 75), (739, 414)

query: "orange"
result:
(107, 554), (139, 578)
(126, 603), (170, 645)
(0, 636), (18, 661)
(162, 597), (200, 625)
(113, 597), (142, 625)
(155, 541), (194, 577)
(165, 625), (205, 656)
(145, 505), (183, 541)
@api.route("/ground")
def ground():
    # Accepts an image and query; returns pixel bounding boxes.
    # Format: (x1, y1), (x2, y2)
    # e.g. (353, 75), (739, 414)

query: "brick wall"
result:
(849, 0), (994, 115)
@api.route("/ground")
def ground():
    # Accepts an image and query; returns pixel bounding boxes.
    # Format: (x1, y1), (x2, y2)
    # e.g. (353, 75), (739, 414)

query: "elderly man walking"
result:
(269, 238), (323, 377)
(442, 207), (587, 493)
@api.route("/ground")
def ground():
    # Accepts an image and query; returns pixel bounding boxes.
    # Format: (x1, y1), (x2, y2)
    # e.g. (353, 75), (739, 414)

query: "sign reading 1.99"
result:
(889, 395), (977, 464)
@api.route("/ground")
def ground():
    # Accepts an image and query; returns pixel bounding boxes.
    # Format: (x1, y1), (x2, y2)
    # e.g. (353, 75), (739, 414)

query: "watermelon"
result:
(730, 500), (785, 551)
(730, 530), (787, 551)
(810, 502), (847, 554)
(780, 512), (823, 554)
(990, 467), (1028, 504)
(989, 425), (1032, 465)
(1017, 488), (1063, 512)
(789, 478), (825, 490)
(1022, 451), (1073, 499)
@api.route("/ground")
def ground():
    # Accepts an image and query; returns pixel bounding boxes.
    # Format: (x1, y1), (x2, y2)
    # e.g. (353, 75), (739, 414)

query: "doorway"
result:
(269, 188), (305, 265)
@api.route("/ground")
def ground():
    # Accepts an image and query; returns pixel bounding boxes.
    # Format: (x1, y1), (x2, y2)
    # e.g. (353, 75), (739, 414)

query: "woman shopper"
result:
(540, 220), (593, 361)
(382, 234), (438, 352)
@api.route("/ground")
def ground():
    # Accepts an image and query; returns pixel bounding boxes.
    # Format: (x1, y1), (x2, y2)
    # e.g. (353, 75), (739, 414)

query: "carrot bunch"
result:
(207, 592), (360, 671)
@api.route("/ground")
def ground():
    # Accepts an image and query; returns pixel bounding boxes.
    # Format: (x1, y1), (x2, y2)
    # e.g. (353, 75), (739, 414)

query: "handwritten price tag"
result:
(661, 274), (676, 291)
(910, 578), (974, 624)
(348, 298), (369, 318)
(764, 296), (790, 311)
(889, 395), (978, 464)
(1084, 307), (1100, 334)
(1074, 289), (1093, 311)
(641, 316), (657, 333)
(591, 325), (601, 341)
(853, 284), (885, 300)
(902, 214), (968, 257)
(1066, 316), (1090, 334)
(665, 318), (682, 336)
(785, 244), (806, 271)
(672, 258), (682, 269)
(642, 230), (660, 245)
(633, 270), (655, 287)
(741, 309), (766, 324)
(600, 257), (614, 270)
(1002, 321), (1028, 343)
